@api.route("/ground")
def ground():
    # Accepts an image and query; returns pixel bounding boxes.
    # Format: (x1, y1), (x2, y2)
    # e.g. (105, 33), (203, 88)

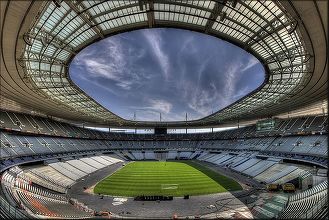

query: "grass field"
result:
(94, 161), (242, 197)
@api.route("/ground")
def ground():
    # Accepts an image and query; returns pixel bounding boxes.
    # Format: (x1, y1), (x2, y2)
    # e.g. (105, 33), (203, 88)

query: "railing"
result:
(297, 194), (328, 219)
(0, 195), (28, 219)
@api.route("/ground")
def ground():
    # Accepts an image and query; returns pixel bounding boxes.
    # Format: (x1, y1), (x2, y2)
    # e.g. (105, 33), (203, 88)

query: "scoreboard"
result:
(256, 119), (276, 131)
(154, 127), (167, 135)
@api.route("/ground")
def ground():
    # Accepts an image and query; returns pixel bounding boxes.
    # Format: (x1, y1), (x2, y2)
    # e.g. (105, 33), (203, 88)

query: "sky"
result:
(69, 28), (264, 122)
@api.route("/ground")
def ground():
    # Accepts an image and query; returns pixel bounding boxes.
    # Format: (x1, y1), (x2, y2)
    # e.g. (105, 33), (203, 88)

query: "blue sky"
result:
(70, 28), (264, 121)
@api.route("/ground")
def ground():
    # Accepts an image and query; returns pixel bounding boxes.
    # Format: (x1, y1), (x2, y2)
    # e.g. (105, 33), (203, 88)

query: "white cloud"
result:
(73, 71), (120, 96)
(148, 99), (172, 114)
(75, 37), (151, 90)
(224, 62), (241, 98)
(70, 28), (263, 122)
(142, 30), (170, 80)
(179, 35), (197, 54)
(241, 56), (259, 72)
(220, 57), (258, 107)
(129, 99), (173, 118)
(115, 81), (133, 90)
(134, 110), (161, 121)
(84, 59), (118, 80)
(232, 86), (250, 99)
(188, 91), (215, 116)
(186, 57), (253, 117)
(165, 112), (188, 121)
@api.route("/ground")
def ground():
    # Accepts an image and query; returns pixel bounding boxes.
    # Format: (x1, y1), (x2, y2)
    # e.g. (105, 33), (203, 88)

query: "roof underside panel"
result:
(1, 0), (326, 128)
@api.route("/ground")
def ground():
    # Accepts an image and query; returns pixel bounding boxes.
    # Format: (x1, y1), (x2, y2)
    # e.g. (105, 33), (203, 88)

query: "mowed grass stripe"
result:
(94, 161), (241, 197)
(97, 181), (221, 189)
(99, 179), (214, 184)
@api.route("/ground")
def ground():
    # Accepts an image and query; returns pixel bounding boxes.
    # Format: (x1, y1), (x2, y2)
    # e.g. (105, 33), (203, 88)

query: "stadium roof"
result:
(1, 0), (327, 128)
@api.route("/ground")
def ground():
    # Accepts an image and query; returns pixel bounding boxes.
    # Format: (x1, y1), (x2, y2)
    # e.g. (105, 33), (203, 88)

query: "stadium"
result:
(0, 0), (328, 219)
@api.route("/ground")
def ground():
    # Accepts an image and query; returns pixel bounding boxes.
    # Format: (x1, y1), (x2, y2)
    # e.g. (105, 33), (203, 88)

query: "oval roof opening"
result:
(69, 28), (265, 122)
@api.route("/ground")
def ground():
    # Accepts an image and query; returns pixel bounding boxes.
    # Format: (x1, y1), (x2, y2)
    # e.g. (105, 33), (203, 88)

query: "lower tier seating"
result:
(2, 169), (94, 219)
(279, 181), (328, 219)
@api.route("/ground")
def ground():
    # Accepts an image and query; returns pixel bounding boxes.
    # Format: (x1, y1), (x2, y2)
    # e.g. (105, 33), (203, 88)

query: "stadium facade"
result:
(0, 0), (328, 219)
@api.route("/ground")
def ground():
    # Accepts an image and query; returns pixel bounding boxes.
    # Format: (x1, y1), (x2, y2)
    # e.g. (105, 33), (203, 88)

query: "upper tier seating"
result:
(1, 110), (327, 141)
(2, 131), (326, 167)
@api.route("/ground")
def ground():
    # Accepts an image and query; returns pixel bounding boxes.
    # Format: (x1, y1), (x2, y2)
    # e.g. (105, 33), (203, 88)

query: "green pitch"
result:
(94, 161), (242, 197)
